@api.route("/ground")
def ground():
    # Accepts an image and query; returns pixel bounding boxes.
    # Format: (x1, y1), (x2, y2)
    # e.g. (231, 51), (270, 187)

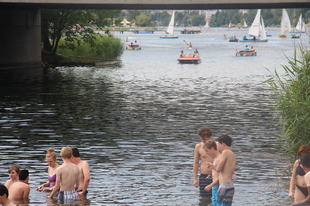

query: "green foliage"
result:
(57, 33), (124, 59)
(41, 9), (121, 55)
(265, 47), (310, 162)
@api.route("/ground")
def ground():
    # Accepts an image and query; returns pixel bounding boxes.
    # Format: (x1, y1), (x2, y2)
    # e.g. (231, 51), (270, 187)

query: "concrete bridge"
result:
(1, 0), (310, 69)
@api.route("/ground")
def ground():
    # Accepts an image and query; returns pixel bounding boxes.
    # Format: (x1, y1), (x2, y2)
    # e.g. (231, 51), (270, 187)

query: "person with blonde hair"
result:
(36, 148), (60, 191)
(5, 166), (19, 190)
(289, 145), (310, 203)
(49, 147), (80, 204)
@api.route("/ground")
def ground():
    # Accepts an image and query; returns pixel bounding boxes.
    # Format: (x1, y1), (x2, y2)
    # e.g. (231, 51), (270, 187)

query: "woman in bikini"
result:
(5, 165), (19, 190)
(289, 145), (310, 203)
(36, 148), (60, 192)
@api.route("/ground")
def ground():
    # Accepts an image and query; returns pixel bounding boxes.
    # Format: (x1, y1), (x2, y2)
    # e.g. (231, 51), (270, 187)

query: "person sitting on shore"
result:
(5, 166), (19, 190)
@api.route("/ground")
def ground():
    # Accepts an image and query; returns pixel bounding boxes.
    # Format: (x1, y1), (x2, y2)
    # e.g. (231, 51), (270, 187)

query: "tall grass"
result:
(265, 47), (310, 163)
(57, 33), (124, 59)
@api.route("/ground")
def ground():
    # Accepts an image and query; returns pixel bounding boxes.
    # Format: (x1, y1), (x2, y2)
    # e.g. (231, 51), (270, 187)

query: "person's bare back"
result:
(76, 160), (90, 192)
(8, 182), (30, 200)
(57, 162), (79, 191)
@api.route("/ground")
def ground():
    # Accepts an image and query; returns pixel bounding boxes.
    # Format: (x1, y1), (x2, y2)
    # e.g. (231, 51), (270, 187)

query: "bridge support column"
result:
(0, 9), (41, 68)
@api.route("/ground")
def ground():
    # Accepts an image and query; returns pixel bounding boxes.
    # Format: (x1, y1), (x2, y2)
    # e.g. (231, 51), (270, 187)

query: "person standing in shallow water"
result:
(207, 134), (236, 206)
(36, 148), (60, 192)
(48, 147), (79, 204)
(71, 148), (90, 196)
(289, 145), (310, 203)
(8, 170), (30, 204)
(5, 166), (19, 190)
(193, 126), (214, 200)
(0, 184), (15, 206)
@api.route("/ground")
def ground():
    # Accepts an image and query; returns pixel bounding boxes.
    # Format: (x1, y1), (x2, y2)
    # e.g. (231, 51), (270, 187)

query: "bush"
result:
(266, 47), (310, 163)
(57, 33), (124, 59)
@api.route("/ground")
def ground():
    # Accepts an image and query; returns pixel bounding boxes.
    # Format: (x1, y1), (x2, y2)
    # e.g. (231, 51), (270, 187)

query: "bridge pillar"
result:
(0, 9), (41, 68)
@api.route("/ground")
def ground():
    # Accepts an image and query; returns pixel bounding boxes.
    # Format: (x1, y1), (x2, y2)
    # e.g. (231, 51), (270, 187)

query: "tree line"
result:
(122, 9), (310, 27)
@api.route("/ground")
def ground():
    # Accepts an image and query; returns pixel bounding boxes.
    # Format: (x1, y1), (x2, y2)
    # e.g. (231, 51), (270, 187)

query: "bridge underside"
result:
(2, 2), (310, 10)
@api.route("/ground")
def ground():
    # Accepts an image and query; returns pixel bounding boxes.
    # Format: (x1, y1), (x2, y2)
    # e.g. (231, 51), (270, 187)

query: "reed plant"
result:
(57, 33), (124, 60)
(265, 47), (310, 163)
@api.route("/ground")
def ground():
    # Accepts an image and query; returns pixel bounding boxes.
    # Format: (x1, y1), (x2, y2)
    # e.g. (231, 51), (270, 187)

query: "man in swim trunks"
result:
(204, 140), (221, 206)
(207, 134), (236, 206)
(49, 147), (80, 204)
(71, 148), (90, 196)
(193, 127), (214, 200)
(291, 153), (310, 206)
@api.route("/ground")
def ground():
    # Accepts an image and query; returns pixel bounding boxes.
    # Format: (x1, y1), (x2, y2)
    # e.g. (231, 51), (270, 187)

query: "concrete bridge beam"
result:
(0, 9), (41, 68)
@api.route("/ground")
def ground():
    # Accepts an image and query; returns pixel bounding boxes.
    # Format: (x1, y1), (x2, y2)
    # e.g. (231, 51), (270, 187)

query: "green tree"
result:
(41, 9), (121, 55)
(136, 13), (151, 27)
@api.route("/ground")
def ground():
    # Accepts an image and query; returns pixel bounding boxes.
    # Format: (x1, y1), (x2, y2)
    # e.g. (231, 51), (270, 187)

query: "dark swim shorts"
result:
(199, 174), (212, 198)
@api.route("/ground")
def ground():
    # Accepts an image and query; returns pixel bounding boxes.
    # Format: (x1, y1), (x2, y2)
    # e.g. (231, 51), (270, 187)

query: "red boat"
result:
(178, 56), (201, 64)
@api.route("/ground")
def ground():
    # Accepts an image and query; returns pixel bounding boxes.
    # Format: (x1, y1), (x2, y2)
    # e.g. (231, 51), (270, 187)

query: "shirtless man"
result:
(193, 126), (214, 200)
(71, 148), (90, 196)
(207, 134), (236, 206)
(203, 140), (221, 206)
(8, 170), (30, 204)
(0, 184), (15, 206)
(49, 147), (80, 204)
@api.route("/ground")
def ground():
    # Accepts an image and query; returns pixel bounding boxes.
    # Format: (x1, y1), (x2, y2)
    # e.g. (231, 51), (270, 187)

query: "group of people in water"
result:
(0, 147), (90, 206)
(193, 126), (236, 206)
(193, 126), (310, 206)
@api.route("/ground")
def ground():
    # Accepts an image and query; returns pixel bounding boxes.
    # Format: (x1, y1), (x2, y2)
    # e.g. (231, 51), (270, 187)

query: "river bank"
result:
(41, 50), (121, 68)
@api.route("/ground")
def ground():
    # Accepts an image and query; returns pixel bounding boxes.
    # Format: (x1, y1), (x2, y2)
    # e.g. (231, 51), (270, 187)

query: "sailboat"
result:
(295, 14), (306, 33)
(238, 9), (268, 42)
(229, 21), (232, 28)
(205, 11), (210, 29)
(243, 21), (247, 28)
(279, 9), (291, 38)
(160, 10), (178, 39)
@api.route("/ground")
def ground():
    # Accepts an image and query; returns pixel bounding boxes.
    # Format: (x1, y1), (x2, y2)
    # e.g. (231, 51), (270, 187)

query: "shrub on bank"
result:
(266, 47), (310, 163)
(57, 33), (124, 60)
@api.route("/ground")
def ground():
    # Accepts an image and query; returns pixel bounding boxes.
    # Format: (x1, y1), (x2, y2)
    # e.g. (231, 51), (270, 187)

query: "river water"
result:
(0, 28), (308, 206)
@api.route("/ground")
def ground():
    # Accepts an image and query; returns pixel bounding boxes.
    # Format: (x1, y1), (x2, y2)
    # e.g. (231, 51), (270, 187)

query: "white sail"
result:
(282, 9), (291, 33)
(244, 21), (247, 28)
(229, 21), (232, 28)
(166, 10), (175, 35)
(248, 9), (261, 37)
(296, 14), (305, 32)
(205, 11), (209, 29)
(260, 17), (267, 39)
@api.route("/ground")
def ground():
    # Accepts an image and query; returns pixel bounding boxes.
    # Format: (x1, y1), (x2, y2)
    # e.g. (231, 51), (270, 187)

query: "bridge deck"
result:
(1, 0), (310, 9)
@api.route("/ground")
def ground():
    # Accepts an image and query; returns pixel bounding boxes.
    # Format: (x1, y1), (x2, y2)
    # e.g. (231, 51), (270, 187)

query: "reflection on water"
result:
(0, 29), (306, 205)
